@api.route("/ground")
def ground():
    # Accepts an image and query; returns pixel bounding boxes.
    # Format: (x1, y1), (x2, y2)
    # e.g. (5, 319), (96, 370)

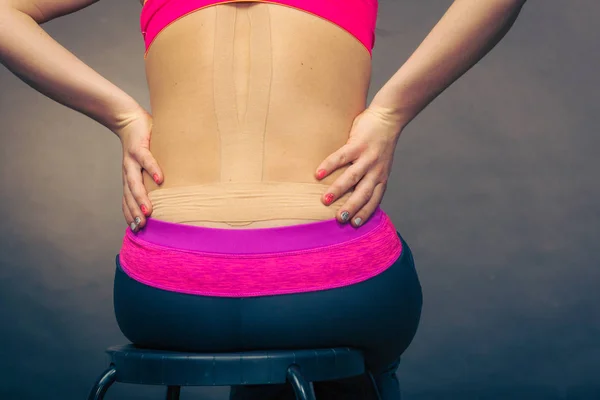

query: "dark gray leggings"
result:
(113, 232), (422, 399)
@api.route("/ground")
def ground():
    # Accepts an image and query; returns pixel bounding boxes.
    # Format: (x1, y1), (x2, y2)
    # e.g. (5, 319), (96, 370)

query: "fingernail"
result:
(130, 222), (137, 231)
(134, 216), (141, 225)
(324, 193), (335, 205)
(153, 173), (160, 184)
(340, 211), (350, 222)
(354, 217), (362, 226)
(141, 204), (148, 215)
(316, 169), (327, 180)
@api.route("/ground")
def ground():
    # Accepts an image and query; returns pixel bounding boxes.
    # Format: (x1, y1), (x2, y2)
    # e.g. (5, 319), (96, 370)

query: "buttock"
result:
(113, 229), (422, 374)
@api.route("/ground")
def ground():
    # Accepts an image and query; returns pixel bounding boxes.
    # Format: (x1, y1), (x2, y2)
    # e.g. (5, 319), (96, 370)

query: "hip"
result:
(118, 205), (399, 297)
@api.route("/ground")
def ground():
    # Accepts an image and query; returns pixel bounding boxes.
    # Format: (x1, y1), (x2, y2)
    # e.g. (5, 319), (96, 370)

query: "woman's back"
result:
(140, 1), (374, 228)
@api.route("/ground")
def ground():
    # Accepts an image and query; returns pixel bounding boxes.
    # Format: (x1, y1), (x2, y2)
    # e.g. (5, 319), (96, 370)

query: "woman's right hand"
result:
(113, 106), (164, 232)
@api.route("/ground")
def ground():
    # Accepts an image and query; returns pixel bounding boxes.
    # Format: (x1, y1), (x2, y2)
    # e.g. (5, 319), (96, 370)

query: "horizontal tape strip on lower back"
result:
(148, 182), (351, 224)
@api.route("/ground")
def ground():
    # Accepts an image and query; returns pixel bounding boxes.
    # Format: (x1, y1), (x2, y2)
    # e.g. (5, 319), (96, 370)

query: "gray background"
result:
(1, 1), (598, 399)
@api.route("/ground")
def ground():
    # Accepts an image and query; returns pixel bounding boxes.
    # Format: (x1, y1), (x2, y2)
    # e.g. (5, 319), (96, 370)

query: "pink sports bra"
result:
(140, 0), (378, 58)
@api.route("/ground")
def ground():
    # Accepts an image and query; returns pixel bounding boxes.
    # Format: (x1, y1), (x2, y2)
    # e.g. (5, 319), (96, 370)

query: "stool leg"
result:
(166, 385), (181, 400)
(366, 370), (383, 400)
(287, 365), (316, 400)
(87, 366), (117, 400)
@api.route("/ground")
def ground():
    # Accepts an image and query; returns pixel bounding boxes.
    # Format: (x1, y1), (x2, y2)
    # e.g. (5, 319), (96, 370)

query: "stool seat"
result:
(88, 344), (379, 400)
(106, 344), (364, 386)
(106, 344), (365, 386)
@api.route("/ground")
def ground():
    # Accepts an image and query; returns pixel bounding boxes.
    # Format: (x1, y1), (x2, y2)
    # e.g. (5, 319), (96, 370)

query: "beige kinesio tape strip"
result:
(213, 4), (272, 182)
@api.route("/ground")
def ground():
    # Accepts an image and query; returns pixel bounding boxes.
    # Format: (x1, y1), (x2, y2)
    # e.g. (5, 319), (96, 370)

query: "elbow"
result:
(489, 0), (527, 29)
(501, 0), (527, 11)
(504, 0), (527, 24)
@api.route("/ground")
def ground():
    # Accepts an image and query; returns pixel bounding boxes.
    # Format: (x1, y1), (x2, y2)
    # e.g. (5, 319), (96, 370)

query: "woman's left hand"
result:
(314, 106), (403, 227)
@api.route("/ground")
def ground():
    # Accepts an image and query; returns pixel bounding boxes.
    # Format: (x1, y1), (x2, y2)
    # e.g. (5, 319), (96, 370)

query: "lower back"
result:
(142, 2), (372, 227)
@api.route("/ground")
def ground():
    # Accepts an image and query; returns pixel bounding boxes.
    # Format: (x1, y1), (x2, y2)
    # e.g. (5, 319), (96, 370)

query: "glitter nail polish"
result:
(341, 211), (350, 222)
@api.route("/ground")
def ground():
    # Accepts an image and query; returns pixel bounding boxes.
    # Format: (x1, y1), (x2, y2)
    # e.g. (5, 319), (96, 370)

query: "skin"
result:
(0, 0), (526, 232)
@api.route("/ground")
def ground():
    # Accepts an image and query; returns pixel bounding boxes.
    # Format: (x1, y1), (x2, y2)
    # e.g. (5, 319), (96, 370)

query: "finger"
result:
(123, 183), (142, 231)
(314, 142), (362, 180)
(134, 147), (163, 185)
(335, 173), (378, 224)
(321, 158), (371, 206)
(124, 158), (151, 225)
(123, 170), (146, 231)
(122, 196), (134, 228)
(348, 181), (387, 228)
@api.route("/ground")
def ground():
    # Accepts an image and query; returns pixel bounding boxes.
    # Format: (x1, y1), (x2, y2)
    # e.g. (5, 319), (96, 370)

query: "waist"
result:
(147, 181), (353, 227)
(118, 205), (402, 297)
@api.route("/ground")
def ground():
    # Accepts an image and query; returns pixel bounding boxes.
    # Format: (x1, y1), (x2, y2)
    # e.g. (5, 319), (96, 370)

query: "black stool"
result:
(88, 344), (381, 400)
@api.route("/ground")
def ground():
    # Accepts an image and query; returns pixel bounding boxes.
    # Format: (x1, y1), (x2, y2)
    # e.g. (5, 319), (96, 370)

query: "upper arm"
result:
(1, 0), (100, 24)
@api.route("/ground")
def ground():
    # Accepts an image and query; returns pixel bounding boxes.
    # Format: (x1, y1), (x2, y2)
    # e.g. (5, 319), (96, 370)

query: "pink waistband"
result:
(118, 206), (402, 297)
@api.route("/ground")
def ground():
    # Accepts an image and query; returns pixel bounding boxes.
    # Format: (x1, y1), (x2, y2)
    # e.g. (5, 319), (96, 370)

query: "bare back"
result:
(141, 2), (372, 227)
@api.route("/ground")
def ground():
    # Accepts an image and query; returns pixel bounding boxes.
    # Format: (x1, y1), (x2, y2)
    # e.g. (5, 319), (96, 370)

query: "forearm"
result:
(370, 0), (526, 130)
(0, 6), (142, 134)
